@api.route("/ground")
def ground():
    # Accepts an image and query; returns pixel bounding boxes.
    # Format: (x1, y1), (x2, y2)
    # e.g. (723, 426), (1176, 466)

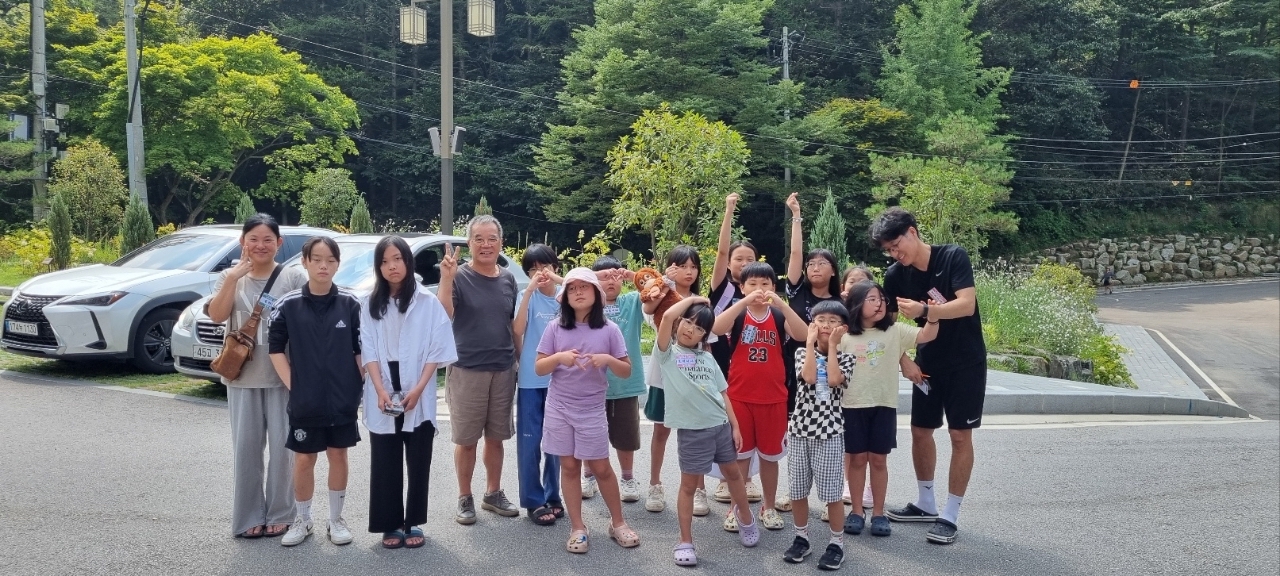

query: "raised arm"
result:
(826, 325), (849, 387)
(711, 290), (756, 336)
(656, 296), (709, 352)
(785, 192), (804, 285)
(207, 259), (253, 324)
(436, 243), (460, 320)
(710, 193), (740, 290)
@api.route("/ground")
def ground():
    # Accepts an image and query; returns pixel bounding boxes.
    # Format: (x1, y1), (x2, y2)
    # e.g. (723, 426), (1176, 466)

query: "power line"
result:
(998, 189), (1279, 205)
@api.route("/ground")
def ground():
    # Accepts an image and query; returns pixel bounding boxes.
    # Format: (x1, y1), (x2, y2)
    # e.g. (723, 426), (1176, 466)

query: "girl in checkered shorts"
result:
(785, 300), (856, 570)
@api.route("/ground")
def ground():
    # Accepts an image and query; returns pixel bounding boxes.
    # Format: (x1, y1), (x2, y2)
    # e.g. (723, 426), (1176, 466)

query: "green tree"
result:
(47, 139), (127, 242)
(233, 193), (256, 224)
(47, 193), (72, 269)
(62, 32), (359, 224)
(809, 187), (848, 268)
(473, 196), (493, 217)
(0, 118), (35, 222)
(605, 105), (751, 259)
(533, 0), (789, 229)
(120, 194), (153, 255)
(348, 196), (373, 234)
(878, 0), (1011, 134)
(868, 114), (1018, 257)
(299, 168), (360, 229)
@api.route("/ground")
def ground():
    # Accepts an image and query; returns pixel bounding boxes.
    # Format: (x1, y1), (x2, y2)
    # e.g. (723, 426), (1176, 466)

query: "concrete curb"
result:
(898, 390), (1251, 419)
(1101, 276), (1276, 294)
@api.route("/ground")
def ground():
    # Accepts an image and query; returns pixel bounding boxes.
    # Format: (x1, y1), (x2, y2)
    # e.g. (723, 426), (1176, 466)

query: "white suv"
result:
(1, 225), (339, 373)
(172, 233), (529, 382)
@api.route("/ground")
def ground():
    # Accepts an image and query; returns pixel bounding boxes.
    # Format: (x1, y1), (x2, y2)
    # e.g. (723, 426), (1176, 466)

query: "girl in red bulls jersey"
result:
(711, 262), (809, 531)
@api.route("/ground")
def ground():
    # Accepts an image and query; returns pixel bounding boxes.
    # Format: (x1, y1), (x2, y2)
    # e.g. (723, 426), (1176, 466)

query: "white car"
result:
(172, 233), (530, 382)
(1, 225), (339, 373)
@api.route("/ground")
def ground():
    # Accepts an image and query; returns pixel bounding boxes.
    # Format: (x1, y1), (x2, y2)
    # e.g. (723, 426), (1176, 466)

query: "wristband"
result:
(791, 217), (803, 222)
(920, 301), (930, 321)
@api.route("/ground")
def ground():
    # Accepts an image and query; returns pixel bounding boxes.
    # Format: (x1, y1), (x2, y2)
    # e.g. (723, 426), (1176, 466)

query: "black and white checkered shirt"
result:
(789, 347), (856, 439)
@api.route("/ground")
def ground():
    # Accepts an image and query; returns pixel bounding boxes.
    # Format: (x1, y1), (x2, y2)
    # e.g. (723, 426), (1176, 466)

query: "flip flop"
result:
(404, 526), (425, 549)
(529, 505), (557, 526)
(547, 500), (565, 518)
(382, 529), (406, 549)
(236, 525), (265, 539)
(264, 524), (289, 538)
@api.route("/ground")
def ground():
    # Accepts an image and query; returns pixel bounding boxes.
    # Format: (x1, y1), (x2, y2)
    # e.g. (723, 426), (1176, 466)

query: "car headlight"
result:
(56, 291), (129, 307)
(178, 306), (197, 330)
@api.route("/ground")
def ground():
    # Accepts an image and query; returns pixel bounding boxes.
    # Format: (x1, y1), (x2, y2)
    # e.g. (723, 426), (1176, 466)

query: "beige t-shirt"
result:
(213, 266), (309, 389)
(837, 323), (921, 409)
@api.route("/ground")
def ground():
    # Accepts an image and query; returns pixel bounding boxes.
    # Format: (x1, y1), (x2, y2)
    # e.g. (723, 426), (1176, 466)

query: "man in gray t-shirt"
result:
(438, 215), (521, 524)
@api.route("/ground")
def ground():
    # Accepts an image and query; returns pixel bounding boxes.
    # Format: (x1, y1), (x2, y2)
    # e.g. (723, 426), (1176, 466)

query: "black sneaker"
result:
(817, 543), (844, 570)
(783, 536), (811, 563)
(885, 502), (938, 523)
(926, 519), (958, 544)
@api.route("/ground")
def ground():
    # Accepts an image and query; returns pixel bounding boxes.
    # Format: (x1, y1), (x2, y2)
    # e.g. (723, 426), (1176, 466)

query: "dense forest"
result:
(2, 0), (1277, 264)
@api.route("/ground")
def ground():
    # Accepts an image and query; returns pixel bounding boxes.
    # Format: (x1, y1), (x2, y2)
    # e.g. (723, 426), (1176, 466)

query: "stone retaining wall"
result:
(1023, 233), (1279, 285)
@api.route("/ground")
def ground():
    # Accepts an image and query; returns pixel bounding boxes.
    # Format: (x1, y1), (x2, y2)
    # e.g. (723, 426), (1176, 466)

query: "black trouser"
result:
(368, 361), (435, 533)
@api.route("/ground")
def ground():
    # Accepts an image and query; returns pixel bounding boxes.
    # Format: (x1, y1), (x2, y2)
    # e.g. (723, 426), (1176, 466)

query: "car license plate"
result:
(193, 344), (222, 360)
(5, 320), (38, 336)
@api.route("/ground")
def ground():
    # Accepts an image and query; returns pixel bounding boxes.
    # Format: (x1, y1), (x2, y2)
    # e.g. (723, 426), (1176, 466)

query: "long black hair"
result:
(559, 283), (606, 330)
(369, 236), (416, 320)
(804, 248), (842, 296)
(844, 281), (894, 334)
(667, 245), (702, 295)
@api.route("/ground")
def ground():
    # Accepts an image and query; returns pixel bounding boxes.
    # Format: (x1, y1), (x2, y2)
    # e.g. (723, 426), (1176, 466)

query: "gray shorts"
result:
(676, 422), (738, 475)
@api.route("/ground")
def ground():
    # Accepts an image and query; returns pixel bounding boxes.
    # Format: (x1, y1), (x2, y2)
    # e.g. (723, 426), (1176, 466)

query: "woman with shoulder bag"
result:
(206, 214), (309, 539)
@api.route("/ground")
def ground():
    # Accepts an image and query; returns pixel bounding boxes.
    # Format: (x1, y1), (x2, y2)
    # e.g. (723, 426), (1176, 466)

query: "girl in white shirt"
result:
(360, 236), (458, 549)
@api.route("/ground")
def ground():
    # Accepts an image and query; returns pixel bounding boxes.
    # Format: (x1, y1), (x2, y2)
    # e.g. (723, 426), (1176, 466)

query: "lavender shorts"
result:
(541, 404), (609, 461)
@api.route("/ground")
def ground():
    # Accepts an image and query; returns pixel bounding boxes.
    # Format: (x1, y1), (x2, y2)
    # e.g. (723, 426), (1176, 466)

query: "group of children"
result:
(510, 193), (938, 568)
(254, 192), (941, 569)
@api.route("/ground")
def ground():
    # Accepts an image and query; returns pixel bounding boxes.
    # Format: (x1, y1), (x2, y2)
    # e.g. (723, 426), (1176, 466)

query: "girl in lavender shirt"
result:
(534, 267), (639, 554)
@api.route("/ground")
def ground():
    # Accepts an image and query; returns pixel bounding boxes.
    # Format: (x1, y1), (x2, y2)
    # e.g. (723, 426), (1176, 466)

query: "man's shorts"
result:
(605, 396), (641, 451)
(730, 399), (787, 459)
(911, 364), (987, 430)
(843, 406), (897, 455)
(286, 422), (361, 454)
(445, 365), (517, 445)
(542, 404), (609, 461)
(676, 422), (738, 475)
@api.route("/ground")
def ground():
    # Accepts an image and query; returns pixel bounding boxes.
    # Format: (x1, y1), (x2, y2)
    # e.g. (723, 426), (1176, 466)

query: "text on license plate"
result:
(193, 345), (222, 360)
(5, 320), (38, 336)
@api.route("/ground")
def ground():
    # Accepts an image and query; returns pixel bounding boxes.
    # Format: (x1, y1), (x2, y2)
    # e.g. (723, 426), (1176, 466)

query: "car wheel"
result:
(131, 308), (180, 374)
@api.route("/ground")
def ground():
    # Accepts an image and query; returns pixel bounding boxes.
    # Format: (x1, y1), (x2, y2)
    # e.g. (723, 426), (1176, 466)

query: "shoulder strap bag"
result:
(210, 265), (284, 381)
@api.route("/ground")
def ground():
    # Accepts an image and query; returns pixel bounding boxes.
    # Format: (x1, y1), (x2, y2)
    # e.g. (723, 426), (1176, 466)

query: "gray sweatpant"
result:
(228, 386), (295, 535)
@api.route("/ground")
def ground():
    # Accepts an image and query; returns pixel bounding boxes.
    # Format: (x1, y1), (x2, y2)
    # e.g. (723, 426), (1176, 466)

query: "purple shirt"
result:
(536, 320), (628, 414)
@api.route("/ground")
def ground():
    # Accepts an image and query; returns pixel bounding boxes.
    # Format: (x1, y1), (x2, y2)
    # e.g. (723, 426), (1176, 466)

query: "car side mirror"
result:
(212, 256), (233, 273)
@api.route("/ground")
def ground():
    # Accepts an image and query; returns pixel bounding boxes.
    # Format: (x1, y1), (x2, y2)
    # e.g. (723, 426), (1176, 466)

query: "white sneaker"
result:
(620, 477), (641, 503)
(582, 476), (599, 499)
(692, 488), (710, 516)
(863, 486), (874, 509)
(646, 484), (666, 512)
(281, 516), (313, 547)
(328, 517), (353, 545)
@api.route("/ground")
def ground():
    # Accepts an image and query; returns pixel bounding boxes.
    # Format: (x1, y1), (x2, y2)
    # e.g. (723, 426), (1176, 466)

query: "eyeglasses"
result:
(812, 318), (843, 327)
(881, 238), (905, 257)
(805, 261), (831, 269)
(863, 296), (884, 304)
(679, 319), (707, 336)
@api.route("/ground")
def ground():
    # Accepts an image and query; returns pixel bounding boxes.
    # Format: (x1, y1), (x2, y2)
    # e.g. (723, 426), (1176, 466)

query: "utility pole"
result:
(124, 0), (148, 203)
(439, 0), (454, 235)
(30, 0), (48, 220)
(1117, 80), (1141, 182)
(782, 26), (791, 187)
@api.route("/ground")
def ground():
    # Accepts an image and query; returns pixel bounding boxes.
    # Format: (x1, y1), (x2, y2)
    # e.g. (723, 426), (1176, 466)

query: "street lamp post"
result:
(399, 0), (494, 236)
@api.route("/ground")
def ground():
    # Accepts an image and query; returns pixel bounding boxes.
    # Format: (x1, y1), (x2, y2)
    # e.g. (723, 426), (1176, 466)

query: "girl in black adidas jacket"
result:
(268, 236), (364, 547)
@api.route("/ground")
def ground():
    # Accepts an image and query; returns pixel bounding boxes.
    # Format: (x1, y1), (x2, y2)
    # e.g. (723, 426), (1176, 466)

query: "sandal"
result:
(723, 508), (739, 532)
(405, 526), (426, 548)
(264, 523), (289, 538)
(608, 522), (640, 548)
(529, 505), (557, 526)
(673, 542), (698, 566)
(382, 529), (406, 549)
(548, 501), (565, 519)
(566, 529), (590, 554)
(236, 525), (265, 539)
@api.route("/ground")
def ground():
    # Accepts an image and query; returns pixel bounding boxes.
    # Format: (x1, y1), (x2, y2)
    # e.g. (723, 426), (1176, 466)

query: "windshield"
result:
(112, 233), (233, 271)
(328, 242), (379, 290)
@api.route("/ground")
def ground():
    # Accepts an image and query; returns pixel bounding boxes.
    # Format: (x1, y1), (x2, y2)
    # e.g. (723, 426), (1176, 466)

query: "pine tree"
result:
(47, 193), (73, 270)
(809, 187), (848, 270)
(233, 193), (256, 224)
(349, 196), (374, 233)
(473, 195), (493, 217)
(121, 195), (155, 255)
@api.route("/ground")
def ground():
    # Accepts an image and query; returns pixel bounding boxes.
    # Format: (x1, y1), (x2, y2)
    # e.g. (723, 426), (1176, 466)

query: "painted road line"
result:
(1146, 328), (1240, 408)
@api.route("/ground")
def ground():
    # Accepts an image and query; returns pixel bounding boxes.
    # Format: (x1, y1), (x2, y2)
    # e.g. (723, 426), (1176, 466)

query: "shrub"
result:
(47, 194), (73, 270)
(233, 194), (256, 224)
(121, 195), (154, 255)
(349, 196), (374, 233)
(47, 139), (127, 242)
(0, 227), (118, 273)
(809, 187), (848, 270)
(1080, 333), (1133, 387)
(299, 168), (359, 229)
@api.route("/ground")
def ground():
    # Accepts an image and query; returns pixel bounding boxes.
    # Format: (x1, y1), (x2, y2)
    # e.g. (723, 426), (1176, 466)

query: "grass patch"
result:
(0, 349), (226, 399)
(0, 259), (31, 287)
